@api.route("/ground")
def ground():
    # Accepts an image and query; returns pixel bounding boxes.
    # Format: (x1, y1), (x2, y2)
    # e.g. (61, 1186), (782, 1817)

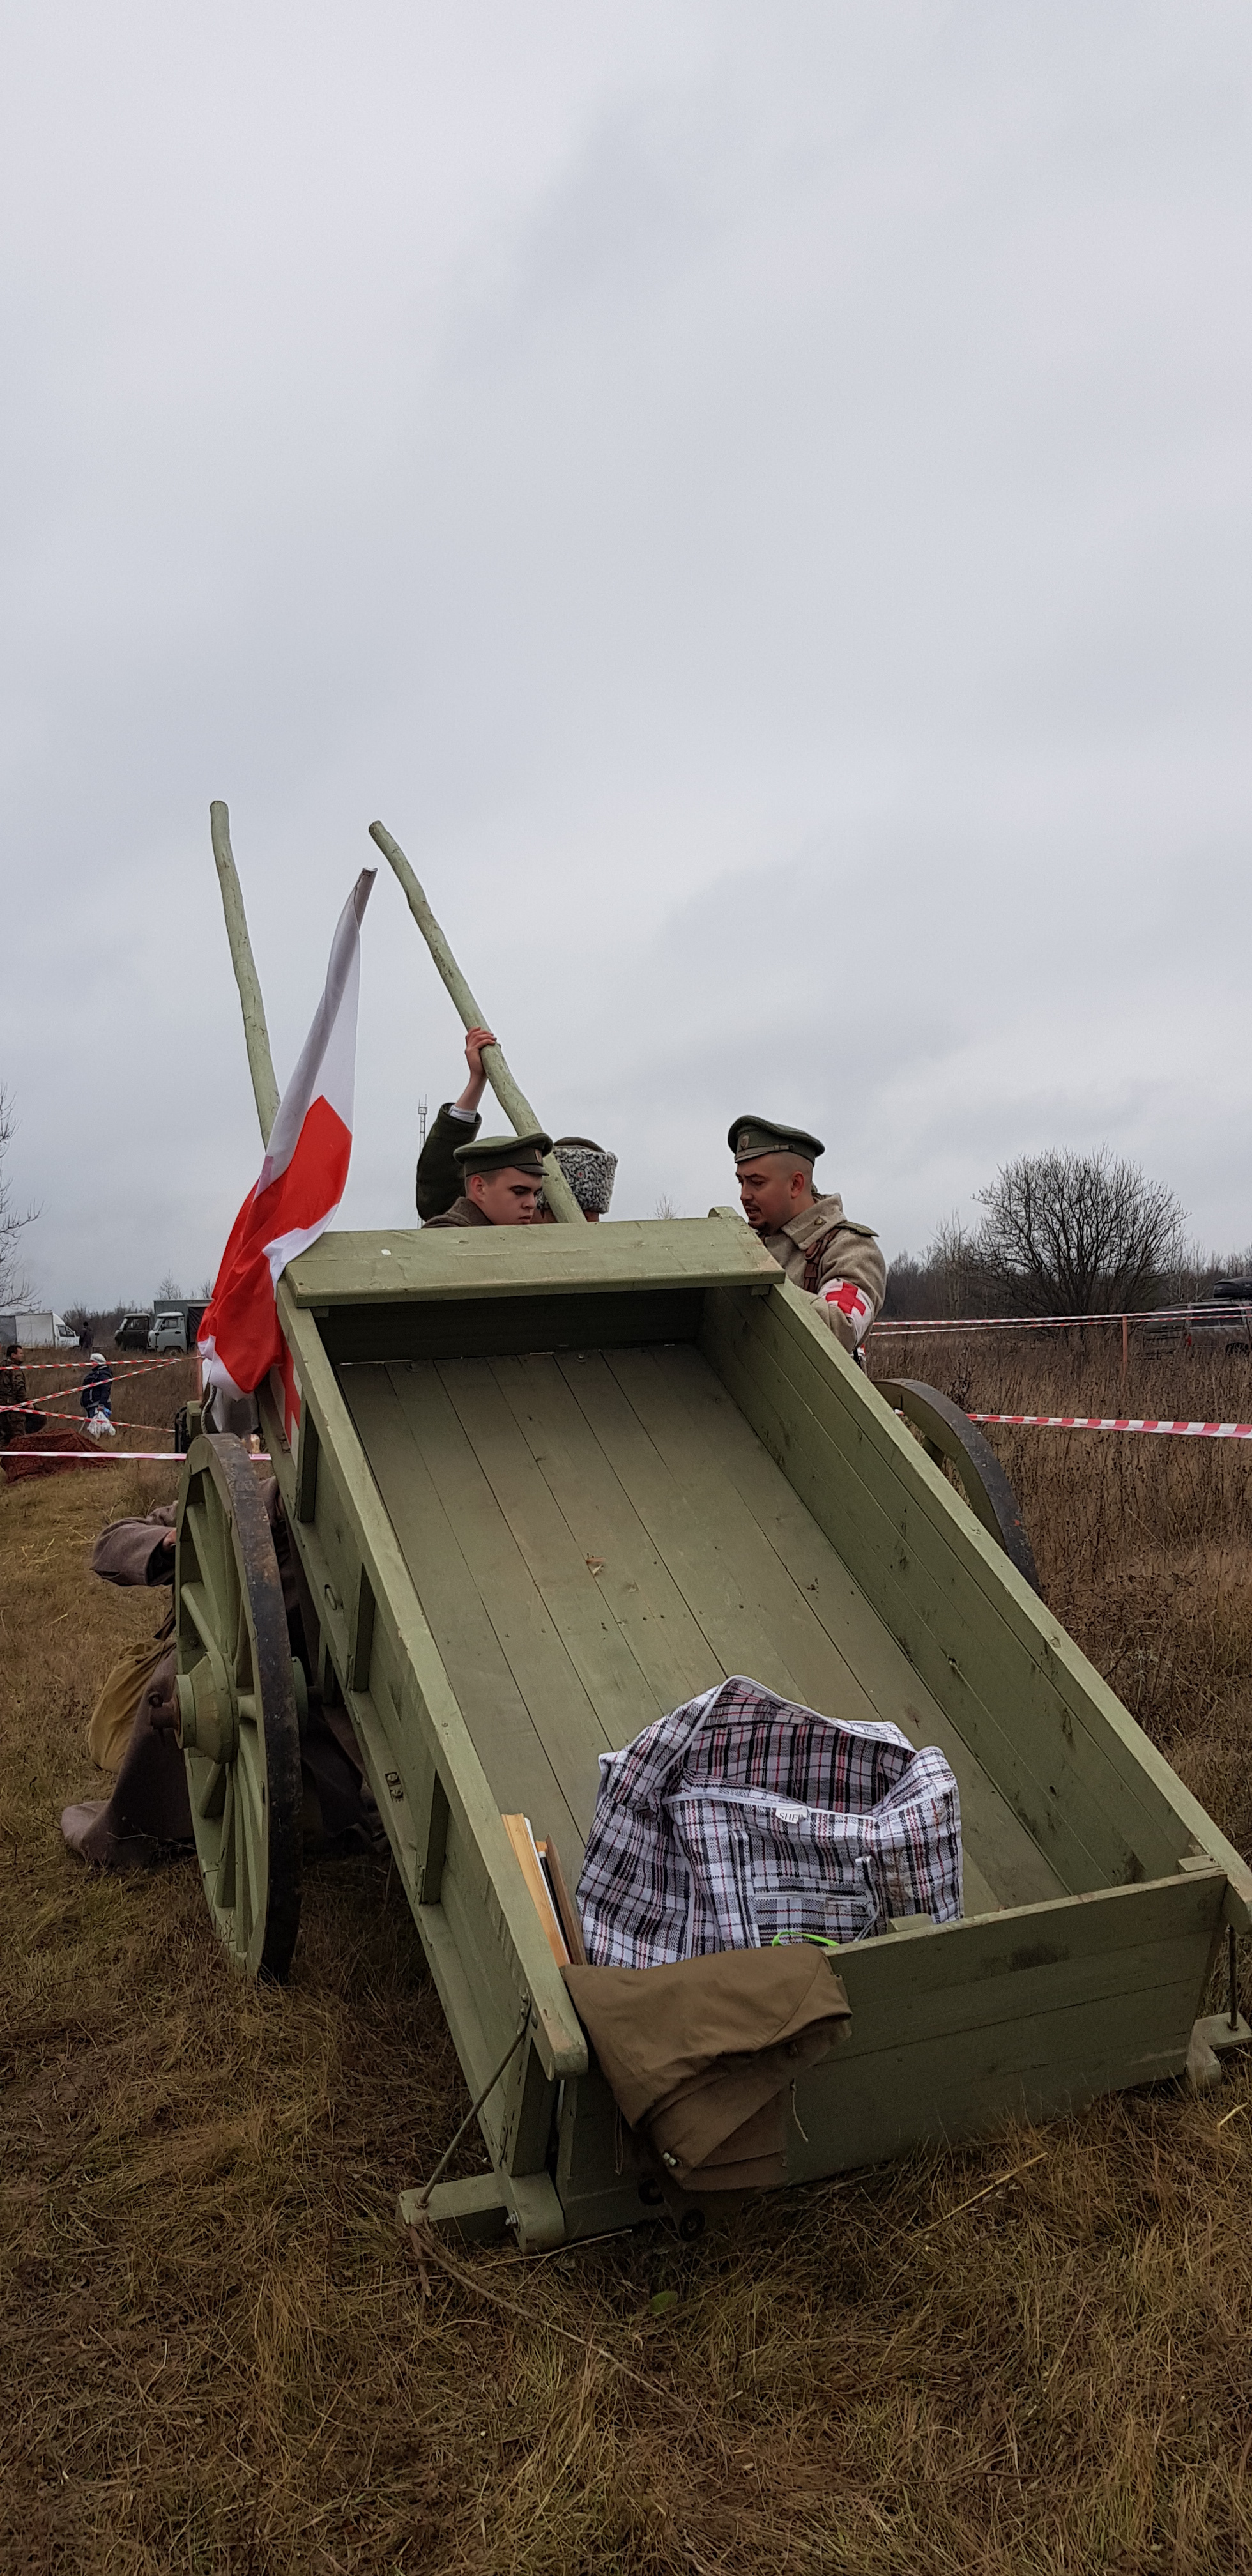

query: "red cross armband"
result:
(820, 1276), (873, 1346)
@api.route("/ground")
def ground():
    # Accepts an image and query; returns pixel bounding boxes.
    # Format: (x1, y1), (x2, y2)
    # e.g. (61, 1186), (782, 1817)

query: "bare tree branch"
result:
(0, 1085), (39, 1311)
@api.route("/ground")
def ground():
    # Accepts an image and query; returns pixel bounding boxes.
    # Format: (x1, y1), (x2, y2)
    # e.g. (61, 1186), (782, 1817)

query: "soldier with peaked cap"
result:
(729, 1116), (885, 1356)
(423, 1130), (553, 1229)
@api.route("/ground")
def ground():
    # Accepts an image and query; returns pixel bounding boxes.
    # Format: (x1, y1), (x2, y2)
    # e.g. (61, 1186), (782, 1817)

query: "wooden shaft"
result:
(210, 801), (280, 1147)
(369, 819), (586, 1225)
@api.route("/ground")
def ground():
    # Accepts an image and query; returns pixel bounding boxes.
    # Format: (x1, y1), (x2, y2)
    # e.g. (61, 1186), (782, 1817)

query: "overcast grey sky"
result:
(3, 2), (1249, 1306)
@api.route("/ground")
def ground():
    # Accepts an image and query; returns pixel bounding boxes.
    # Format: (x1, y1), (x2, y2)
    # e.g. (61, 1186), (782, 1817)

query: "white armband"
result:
(820, 1278), (873, 1346)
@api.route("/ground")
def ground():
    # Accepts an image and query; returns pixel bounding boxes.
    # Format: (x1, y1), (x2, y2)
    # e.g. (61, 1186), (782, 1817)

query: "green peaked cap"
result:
(729, 1115), (825, 1164)
(454, 1129), (552, 1177)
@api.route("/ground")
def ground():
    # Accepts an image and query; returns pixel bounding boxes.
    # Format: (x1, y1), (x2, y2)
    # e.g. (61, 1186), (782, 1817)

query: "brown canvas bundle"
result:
(563, 1945), (851, 2192)
(87, 1621), (174, 1772)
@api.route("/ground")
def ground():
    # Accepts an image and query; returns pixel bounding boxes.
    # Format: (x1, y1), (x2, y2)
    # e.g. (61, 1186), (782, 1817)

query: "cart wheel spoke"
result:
(195, 1759), (228, 1821)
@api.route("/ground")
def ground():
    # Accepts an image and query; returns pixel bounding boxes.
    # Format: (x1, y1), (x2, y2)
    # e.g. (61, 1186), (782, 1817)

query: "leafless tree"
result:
(156, 1273), (183, 1300)
(970, 1149), (1186, 1315)
(0, 1085), (38, 1310)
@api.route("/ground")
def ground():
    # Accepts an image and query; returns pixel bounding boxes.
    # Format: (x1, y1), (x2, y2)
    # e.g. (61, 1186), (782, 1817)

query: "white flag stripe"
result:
(260, 868), (374, 1188)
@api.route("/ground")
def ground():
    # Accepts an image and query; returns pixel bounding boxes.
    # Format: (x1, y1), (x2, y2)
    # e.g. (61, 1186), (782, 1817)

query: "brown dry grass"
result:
(4, 1392), (1252, 2573)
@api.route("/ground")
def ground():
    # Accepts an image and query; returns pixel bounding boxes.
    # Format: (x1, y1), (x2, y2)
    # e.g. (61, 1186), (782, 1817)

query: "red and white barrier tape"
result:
(9, 1354), (189, 1375)
(8, 1352), (195, 1420)
(873, 1305), (1252, 1336)
(970, 1412), (1252, 1440)
(3, 1449), (270, 1463)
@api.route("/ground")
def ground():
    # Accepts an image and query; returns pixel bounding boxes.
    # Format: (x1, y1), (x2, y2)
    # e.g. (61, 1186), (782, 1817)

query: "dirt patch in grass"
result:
(4, 1423), (1252, 2571)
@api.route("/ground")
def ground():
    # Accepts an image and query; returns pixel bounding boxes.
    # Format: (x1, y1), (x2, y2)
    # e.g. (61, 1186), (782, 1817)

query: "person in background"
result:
(418, 1029), (619, 1227)
(0, 1342), (46, 1443)
(534, 1138), (618, 1223)
(423, 1131), (552, 1229)
(729, 1116), (885, 1358)
(81, 1351), (114, 1423)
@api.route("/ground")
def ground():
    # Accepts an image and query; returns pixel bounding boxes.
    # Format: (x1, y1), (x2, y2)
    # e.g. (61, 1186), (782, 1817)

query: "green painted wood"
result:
(339, 1361), (586, 1853)
(369, 817), (586, 1230)
(378, 1362), (615, 1842)
(742, 1284), (1252, 1923)
(272, 1282), (588, 2086)
(284, 1210), (779, 1308)
(704, 1288), (1149, 1895)
(787, 1873), (1224, 2182)
(606, 1342), (1058, 1915)
(434, 1360), (666, 1766)
(323, 1287), (703, 1367)
(551, 1349), (824, 1707)
(210, 800), (280, 1146)
(491, 1353), (738, 1715)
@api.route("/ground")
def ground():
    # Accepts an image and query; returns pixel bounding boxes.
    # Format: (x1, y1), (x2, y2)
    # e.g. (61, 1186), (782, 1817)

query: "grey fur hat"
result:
(537, 1135), (618, 1216)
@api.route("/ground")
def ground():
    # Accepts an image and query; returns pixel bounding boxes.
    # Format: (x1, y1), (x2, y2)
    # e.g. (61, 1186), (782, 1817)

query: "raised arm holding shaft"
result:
(369, 818), (586, 1225)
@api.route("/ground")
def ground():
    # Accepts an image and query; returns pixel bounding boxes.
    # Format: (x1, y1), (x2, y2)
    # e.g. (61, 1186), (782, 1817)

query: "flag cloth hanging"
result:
(199, 869), (376, 1402)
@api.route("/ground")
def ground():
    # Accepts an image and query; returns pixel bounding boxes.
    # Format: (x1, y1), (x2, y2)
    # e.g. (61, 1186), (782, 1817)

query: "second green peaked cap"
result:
(454, 1130), (553, 1178)
(728, 1115), (825, 1164)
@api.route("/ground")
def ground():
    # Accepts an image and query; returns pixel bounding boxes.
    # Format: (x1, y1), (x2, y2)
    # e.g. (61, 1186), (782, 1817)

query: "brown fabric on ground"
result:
(61, 1643), (189, 1867)
(87, 1620), (175, 1770)
(563, 1945), (851, 2191)
(2, 1427), (91, 1482)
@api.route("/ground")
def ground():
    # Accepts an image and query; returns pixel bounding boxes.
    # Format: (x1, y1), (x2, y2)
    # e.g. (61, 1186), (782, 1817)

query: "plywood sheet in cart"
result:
(341, 1347), (1064, 1908)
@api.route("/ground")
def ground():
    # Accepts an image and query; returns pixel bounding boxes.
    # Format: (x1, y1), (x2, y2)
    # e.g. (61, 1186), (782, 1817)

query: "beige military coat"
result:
(757, 1193), (885, 1353)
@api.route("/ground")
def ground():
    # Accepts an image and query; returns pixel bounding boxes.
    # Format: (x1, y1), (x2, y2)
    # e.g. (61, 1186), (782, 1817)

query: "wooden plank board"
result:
(273, 1284), (588, 2087)
(491, 1353), (733, 1713)
(703, 1290), (1128, 1893)
(549, 1350), (821, 1707)
(607, 1342), (1058, 1914)
(286, 1209), (779, 1306)
(340, 1363), (584, 1854)
(434, 1359), (664, 1761)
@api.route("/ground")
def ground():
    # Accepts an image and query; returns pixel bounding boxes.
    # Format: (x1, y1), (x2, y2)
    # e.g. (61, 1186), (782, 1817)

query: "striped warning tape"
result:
(873, 1305), (1252, 1336)
(970, 1413), (1252, 1440)
(2, 1450), (270, 1463)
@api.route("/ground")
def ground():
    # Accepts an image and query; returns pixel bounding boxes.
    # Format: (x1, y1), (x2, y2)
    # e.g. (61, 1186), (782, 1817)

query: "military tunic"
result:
(422, 1196), (492, 1231)
(416, 1101), (480, 1222)
(757, 1192), (885, 1354)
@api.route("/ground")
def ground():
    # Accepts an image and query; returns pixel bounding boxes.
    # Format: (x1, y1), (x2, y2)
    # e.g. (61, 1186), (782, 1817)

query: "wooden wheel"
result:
(174, 1434), (303, 1981)
(878, 1378), (1041, 1592)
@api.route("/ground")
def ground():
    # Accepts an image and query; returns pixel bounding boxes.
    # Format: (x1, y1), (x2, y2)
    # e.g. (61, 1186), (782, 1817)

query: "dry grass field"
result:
(4, 1342), (1252, 2575)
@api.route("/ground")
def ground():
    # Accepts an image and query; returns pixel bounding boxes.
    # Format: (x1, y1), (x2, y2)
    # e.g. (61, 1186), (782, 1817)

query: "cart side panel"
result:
(549, 1872), (1226, 2239)
(703, 1281), (1252, 1915)
(787, 1870), (1226, 2180)
(265, 1296), (587, 2234)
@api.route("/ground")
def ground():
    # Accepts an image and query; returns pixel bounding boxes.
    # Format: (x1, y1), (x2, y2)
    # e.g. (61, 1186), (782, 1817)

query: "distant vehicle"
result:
(0, 1310), (79, 1349)
(115, 1313), (153, 1352)
(148, 1299), (208, 1355)
(1187, 1278), (1252, 1351)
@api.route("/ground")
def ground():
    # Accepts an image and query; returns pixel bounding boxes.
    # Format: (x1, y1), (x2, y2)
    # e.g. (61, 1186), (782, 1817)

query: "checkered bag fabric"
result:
(576, 1676), (962, 1970)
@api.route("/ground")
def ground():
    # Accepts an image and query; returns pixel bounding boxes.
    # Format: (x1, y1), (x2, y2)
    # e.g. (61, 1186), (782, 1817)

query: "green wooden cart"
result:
(174, 808), (1252, 2251)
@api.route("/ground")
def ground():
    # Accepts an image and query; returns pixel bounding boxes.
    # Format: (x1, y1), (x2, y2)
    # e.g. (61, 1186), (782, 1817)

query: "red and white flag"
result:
(199, 869), (376, 1402)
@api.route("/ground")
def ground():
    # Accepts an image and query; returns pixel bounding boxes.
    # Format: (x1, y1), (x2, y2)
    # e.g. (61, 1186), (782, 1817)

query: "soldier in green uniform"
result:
(729, 1116), (885, 1356)
(423, 1130), (553, 1229)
